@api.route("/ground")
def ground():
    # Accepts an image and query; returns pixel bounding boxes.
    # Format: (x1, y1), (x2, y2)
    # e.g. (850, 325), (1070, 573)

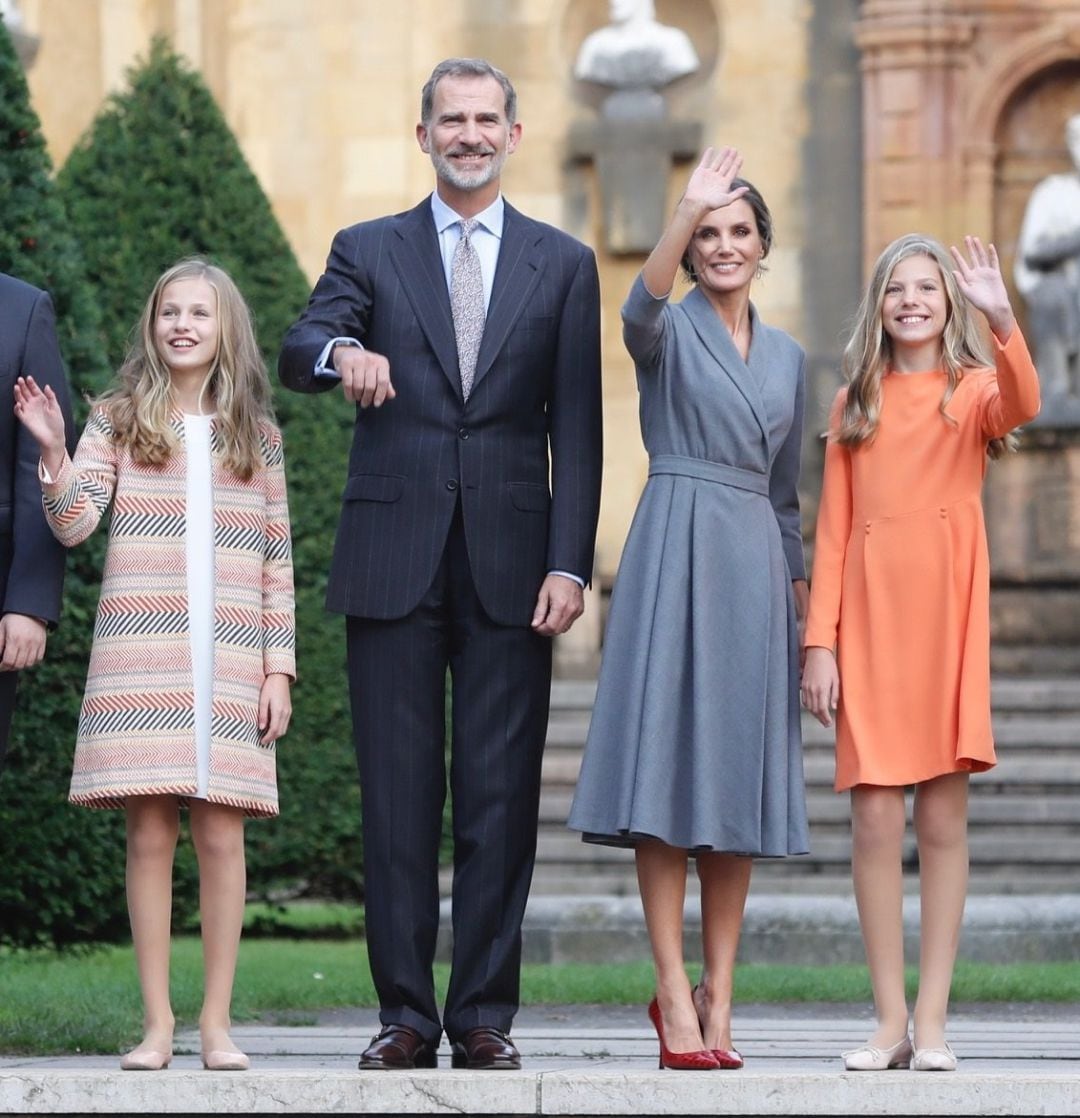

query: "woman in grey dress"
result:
(568, 147), (809, 1069)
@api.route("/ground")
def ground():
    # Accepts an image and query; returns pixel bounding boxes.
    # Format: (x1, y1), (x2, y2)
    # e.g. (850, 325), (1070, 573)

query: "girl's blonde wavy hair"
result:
(96, 259), (274, 479)
(836, 233), (1015, 459)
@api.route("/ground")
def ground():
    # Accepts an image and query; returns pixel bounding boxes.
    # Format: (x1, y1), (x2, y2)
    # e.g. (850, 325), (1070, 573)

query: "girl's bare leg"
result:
(851, 784), (910, 1046)
(188, 800), (247, 1058)
(125, 795), (180, 1059)
(912, 772), (969, 1052)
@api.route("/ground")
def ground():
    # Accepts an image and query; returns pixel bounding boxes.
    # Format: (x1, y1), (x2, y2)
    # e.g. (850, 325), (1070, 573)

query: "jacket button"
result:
(458, 427), (470, 440)
(446, 480), (459, 492)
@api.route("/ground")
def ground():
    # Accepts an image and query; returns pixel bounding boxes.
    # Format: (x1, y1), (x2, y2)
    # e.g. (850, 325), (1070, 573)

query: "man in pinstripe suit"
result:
(0, 272), (74, 775)
(279, 58), (603, 1070)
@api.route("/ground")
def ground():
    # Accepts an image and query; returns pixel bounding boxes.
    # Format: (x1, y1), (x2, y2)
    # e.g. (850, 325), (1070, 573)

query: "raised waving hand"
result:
(13, 376), (68, 477)
(681, 146), (749, 214)
(950, 236), (1016, 343)
(642, 145), (749, 299)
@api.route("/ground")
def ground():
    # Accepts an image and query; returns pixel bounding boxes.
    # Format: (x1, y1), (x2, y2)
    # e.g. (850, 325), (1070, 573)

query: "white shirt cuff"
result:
(548, 569), (585, 588)
(314, 337), (363, 380)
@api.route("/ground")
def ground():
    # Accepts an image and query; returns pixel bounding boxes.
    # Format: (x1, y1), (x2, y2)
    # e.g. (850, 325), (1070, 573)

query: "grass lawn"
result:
(3, 925), (1080, 1055)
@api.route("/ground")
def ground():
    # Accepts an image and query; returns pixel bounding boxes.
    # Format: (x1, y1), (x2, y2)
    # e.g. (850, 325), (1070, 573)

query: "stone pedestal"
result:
(568, 90), (700, 255)
(985, 424), (1080, 673)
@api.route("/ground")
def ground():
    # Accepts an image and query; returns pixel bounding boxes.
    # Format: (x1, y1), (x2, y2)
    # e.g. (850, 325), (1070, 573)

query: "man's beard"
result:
(430, 144), (507, 192)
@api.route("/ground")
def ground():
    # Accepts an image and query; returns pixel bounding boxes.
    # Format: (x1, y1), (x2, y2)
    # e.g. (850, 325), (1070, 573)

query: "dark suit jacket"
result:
(0, 274), (75, 627)
(279, 197), (603, 627)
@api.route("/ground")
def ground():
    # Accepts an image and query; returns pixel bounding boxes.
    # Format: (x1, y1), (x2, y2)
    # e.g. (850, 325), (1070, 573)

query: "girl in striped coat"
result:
(15, 259), (295, 1073)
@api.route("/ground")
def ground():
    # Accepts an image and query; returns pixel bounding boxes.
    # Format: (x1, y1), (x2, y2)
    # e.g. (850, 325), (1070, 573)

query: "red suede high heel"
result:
(647, 997), (721, 1070)
(691, 984), (744, 1069)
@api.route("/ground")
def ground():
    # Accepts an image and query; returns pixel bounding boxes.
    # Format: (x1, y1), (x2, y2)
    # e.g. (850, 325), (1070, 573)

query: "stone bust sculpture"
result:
(1014, 113), (1080, 404)
(575, 0), (699, 89)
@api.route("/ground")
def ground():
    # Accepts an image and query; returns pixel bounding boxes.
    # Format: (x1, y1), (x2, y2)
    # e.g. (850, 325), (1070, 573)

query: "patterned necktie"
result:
(451, 218), (485, 400)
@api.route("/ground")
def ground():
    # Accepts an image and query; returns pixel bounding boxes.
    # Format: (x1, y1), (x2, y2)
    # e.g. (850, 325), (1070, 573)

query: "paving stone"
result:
(2, 1009), (1078, 1115)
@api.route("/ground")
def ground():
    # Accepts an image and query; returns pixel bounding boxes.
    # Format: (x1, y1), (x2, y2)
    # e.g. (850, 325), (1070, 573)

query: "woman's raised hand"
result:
(682, 147), (749, 214)
(950, 235), (1016, 343)
(13, 376), (68, 458)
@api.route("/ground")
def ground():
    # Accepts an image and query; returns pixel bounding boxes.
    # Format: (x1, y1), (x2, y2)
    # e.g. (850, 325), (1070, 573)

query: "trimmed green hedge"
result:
(0, 34), (368, 947)
(0, 19), (127, 948)
(56, 38), (364, 917)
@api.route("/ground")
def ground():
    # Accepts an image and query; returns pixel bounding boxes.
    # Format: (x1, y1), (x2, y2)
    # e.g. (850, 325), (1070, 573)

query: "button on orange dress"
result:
(805, 329), (1041, 791)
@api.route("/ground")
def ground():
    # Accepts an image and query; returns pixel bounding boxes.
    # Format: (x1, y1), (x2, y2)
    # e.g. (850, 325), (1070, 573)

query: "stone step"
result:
(538, 787), (1080, 826)
(523, 863), (1080, 897)
(540, 750), (1080, 788)
(10, 1005), (1080, 1115)
(534, 828), (1080, 866)
(535, 676), (1080, 898)
(543, 711), (1080, 750)
(548, 675), (1080, 714)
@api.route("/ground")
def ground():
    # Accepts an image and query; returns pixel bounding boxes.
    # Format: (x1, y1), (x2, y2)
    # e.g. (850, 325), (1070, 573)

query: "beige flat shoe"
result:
(842, 1034), (912, 1071)
(202, 1048), (250, 1071)
(120, 1048), (172, 1071)
(912, 1043), (957, 1071)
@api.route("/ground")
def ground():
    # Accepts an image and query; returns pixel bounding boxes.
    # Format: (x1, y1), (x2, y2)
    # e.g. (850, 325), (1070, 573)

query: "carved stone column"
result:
(853, 1), (974, 270)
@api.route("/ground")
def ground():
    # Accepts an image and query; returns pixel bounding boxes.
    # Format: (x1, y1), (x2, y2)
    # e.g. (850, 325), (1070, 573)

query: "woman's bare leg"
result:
(694, 852), (752, 1051)
(635, 838), (704, 1053)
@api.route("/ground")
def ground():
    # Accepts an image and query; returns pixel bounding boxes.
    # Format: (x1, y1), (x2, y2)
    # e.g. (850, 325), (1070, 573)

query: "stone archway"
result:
(961, 31), (1080, 327)
(855, 1), (1080, 671)
(855, 1), (1080, 266)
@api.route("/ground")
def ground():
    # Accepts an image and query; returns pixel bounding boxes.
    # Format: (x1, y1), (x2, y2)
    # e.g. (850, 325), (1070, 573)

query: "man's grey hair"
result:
(420, 58), (517, 126)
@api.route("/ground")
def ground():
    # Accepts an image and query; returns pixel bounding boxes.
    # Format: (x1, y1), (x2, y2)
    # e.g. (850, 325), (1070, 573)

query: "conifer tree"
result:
(0, 18), (126, 947)
(56, 39), (362, 907)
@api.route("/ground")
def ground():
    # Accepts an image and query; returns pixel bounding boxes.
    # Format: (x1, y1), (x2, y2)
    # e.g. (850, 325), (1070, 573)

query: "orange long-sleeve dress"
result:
(804, 329), (1041, 791)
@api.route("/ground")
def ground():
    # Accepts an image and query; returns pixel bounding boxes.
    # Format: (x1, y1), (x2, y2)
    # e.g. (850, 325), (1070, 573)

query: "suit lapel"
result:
(681, 287), (770, 453)
(388, 198), (462, 397)
(471, 202), (546, 392)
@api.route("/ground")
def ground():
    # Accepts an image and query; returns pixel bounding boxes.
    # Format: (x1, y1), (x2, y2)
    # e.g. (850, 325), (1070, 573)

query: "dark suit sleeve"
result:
(5, 291), (75, 626)
(546, 246), (603, 584)
(278, 227), (373, 394)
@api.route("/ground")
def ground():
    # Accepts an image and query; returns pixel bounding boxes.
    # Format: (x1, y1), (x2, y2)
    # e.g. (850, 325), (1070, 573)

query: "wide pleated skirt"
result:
(567, 472), (809, 856)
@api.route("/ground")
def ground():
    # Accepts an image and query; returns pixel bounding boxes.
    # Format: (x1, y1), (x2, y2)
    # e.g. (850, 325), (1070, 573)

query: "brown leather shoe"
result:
(358, 1025), (437, 1070)
(450, 1027), (521, 1070)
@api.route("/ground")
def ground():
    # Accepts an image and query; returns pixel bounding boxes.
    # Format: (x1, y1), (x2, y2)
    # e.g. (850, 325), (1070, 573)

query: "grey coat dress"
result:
(567, 275), (809, 856)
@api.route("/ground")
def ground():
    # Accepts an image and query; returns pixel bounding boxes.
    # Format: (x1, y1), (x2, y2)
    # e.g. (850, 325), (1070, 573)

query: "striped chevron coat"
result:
(42, 407), (295, 818)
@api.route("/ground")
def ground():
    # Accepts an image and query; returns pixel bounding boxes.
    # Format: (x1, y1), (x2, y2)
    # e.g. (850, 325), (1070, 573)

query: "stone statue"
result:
(569, 0), (703, 253)
(1014, 114), (1080, 407)
(575, 0), (699, 90)
(1, 0), (39, 67)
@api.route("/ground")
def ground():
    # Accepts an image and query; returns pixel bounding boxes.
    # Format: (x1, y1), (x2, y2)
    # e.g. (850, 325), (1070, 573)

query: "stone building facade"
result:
(14, 0), (1080, 666)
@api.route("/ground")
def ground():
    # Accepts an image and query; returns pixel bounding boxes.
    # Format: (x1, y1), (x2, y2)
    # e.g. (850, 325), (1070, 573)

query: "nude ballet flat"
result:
(202, 1048), (250, 1071)
(841, 1034), (912, 1071)
(912, 1043), (957, 1071)
(120, 1048), (172, 1071)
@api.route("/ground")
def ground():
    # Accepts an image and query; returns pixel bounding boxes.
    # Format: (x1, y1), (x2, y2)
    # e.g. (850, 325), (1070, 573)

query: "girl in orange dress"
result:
(801, 235), (1040, 1072)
